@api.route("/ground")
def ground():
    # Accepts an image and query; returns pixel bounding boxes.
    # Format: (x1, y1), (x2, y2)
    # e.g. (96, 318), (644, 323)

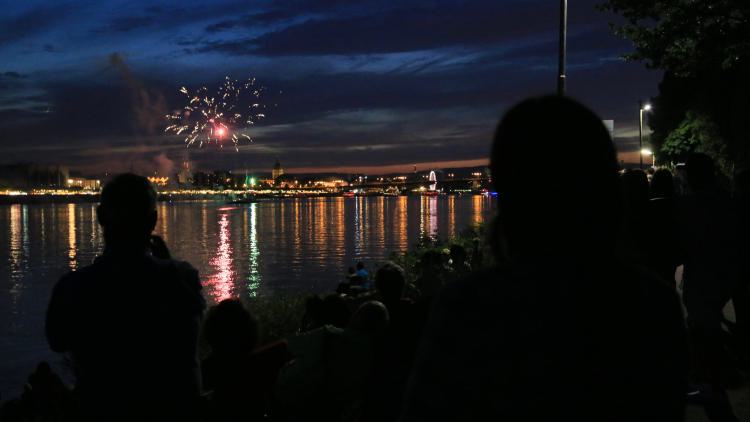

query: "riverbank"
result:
(0, 191), (493, 204)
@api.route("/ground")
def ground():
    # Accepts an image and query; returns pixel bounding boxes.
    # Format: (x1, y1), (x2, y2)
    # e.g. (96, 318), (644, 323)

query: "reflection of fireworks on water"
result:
(165, 76), (267, 151)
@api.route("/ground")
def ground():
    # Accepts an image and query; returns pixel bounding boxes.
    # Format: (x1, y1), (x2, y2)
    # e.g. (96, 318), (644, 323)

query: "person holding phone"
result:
(46, 173), (205, 421)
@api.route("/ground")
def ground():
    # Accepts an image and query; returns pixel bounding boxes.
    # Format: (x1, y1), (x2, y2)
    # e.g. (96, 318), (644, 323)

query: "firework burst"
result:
(165, 76), (267, 151)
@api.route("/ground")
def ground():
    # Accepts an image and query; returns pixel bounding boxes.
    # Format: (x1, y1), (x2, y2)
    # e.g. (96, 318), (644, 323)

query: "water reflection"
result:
(447, 195), (456, 237)
(67, 204), (77, 270)
(419, 196), (439, 240)
(247, 203), (260, 297)
(396, 196), (407, 251)
(88, 205), (100, 255)
(157, 203), (169, 245)
(333, 197), (345, 251)
(207, 211), (234, 301)
(354, 197), (364, 255)
(375, 196), (385, 250)
(472, 195), (485, 226)
(8, 205), (23, 294)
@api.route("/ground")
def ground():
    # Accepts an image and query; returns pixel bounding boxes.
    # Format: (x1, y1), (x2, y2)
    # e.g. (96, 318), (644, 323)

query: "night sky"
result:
(0, 0), (661, 176)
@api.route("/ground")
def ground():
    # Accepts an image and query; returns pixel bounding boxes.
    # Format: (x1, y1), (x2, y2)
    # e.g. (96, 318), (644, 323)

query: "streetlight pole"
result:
(557, 0), (567, 96)
(638, 100), (644, 169)
(638, 102), (653, 169)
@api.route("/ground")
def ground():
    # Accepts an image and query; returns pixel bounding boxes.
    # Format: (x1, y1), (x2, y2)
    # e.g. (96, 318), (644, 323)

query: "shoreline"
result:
(0, 191), (493, 204)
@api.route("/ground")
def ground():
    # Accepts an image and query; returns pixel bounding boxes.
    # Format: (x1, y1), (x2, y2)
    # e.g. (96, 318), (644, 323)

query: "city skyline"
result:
(0, 0), (659, 174)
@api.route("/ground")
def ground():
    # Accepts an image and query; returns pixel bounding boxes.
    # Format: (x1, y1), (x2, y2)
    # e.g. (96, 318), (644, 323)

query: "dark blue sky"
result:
(0, 0), (660, 175)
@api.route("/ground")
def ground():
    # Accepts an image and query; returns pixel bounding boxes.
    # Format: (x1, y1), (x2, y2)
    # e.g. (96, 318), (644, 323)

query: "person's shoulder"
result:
(617, 262), (682, 311)
(52, 261), (101, 293)
(173, 259), (200, 281)
(150, 256), (201, 287)
(445, 266), (508, 293)
(431, 266), (509, 313)
(620, 262), (673, 290)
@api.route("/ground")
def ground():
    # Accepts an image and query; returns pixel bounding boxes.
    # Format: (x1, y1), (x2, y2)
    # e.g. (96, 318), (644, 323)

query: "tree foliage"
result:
(660, 111), (732, 177)
(600, 0), (750, 76)
(601, 0), (750, 171)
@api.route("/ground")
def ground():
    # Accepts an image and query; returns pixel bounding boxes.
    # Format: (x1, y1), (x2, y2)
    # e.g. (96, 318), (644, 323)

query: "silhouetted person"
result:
(367, 263), (422, 422)
(302, 294), (352, 330)
(448, 244), (470, 280)
(356, 261), (372, 289)
(45, 174), (205, 421)
(734, 170), (750, 340)
(401, 96), (687, 421)
(621, 168), (650, 263)
(469, 237), (483, 270)
(201, 299), (289, 421)
(413, 250), (445, 301)
(645, 169), (680, 284)
(651, 168), (675, 200)
(0, 362), (77, 422)
(276, 301), (389, 421)
(338, 266), (365, 294)
(677, 153), (740, 421)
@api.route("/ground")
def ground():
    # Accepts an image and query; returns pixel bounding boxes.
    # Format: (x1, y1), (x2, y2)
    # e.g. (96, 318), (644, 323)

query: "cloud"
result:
(42, 44), (60, 53)
(2, 71), (26, 79)
(0, 5), (69, 46)
(92, 16), (154, 33)
(199, 2), (547, 56)
(204, 9), (298, 32)
(197, 0), (611, 57)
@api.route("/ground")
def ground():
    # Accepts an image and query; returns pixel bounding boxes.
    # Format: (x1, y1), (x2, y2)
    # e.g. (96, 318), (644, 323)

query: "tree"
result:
(660, 111), (733, 177)
(600, 0), (750, 75)
(601, 0), (750, 171)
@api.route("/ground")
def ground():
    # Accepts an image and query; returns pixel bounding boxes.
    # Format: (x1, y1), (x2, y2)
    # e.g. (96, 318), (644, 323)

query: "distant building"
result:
(191, 170), (233, 189)
(272, 159), (284, 180)
(176, 161), (191, 186)
(67, 177), (101, 191)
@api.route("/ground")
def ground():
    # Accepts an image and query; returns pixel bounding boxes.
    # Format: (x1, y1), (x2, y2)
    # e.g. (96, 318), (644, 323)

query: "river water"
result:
(0, 195), (495, 398)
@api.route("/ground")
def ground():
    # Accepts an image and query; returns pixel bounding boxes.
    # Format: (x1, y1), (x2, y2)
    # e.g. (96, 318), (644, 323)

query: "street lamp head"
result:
(641, 148), (653, 156)
(642, 103), (652, 112)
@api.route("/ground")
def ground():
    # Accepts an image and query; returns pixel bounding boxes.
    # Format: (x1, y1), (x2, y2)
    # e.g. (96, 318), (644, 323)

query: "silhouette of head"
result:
(348, 301), (389, 335)
(491, 96), (621, 258)
(97, 173), (157, 249)
(375, 262), (406, 303)
(650, 169), (675, 199)
(686, 153), (716, 191)
(621, 169), (649, 208)
(356, 262), (365, 271)
(449, 245), (467, 266)
(203, 299), (259, 355)
(304, 295), (325, 327)
(419, 250), (443, 273)
(320, 294), (352, 328)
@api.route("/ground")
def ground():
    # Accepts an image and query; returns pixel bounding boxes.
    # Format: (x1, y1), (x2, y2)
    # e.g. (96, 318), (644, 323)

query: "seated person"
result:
(275, 301), (389, 421)
(202, 299), (289, 421)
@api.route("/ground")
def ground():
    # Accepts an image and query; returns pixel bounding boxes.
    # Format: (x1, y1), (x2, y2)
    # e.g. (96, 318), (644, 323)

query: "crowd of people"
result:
(1, 95), (748, 421)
